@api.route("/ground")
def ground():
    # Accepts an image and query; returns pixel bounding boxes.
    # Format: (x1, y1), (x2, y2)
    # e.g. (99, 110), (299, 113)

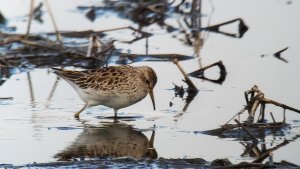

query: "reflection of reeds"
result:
(27, 72), (35, 104)
(191, 0), (202, 30)
(47, 76), (59, 102)
(190, 0), (203, 68)
(45, 76), (60, 108)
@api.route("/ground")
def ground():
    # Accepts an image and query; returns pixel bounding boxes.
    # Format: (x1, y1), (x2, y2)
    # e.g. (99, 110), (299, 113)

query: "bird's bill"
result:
(148, 88), (156, 110)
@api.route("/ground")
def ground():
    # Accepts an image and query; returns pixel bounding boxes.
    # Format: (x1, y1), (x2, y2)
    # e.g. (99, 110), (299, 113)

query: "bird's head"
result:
(139, 66), (157, 110)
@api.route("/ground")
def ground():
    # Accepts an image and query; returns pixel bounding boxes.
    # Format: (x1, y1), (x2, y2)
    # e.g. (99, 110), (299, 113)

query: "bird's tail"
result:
(51, 67), (86, 83)
(51, 67), (64, 75)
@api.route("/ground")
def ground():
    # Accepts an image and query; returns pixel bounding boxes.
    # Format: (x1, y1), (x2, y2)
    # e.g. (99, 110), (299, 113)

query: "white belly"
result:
(77, 88), (148, 109)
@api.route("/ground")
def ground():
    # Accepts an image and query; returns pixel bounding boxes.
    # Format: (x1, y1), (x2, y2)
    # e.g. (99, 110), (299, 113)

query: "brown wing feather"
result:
(52, 66), (135, 90)
(52, 68), (86, 81)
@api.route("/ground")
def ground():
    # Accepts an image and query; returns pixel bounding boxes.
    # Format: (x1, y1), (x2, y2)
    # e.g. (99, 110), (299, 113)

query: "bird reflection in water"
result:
(55, 122), (157, 161)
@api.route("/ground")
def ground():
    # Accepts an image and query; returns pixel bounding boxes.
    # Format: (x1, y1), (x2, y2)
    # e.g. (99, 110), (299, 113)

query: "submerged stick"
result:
(173, 58), (198, 91)
(234, 119), (258, 143)
(270, 112), (276, 123)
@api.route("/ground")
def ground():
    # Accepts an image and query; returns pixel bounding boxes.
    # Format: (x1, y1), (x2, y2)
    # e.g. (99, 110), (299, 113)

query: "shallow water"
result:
(0, 0), (300, 166)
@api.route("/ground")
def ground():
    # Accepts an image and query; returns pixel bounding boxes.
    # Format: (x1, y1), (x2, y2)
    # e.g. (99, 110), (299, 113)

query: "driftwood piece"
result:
(202, 84), (299, 139)
(245, 85), (300, 122)
(262, 97), (300, 114)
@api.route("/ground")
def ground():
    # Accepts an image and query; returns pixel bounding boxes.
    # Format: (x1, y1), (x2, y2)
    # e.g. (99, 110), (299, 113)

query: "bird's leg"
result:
(74, 104), (88, 118)
(114, 109), (118, 119)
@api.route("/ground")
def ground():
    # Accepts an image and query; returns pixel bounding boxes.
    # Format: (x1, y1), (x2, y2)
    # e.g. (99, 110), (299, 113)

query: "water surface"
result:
(0, 0), (300, 166)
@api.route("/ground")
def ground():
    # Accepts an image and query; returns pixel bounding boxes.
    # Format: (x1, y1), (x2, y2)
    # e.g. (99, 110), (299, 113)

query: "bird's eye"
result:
(145, 79), (150, 84)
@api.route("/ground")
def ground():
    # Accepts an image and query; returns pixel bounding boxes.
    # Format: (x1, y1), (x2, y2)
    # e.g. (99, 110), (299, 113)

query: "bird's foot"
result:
(74, 113), (80, 119)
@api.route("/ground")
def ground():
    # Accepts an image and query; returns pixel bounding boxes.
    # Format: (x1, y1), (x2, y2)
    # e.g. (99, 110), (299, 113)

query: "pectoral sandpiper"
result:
(52, 65), (157, 118)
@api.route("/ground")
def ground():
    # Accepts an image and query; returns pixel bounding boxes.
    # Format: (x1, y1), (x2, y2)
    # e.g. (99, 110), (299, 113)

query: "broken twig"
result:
(262, 97), (300, 114)
(270, 112), (276, 124)
(173, 58), (198, 91)
(245, 85), (300, 122)
(26, 0), (35, 36)
(44, 0), (63, 44)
